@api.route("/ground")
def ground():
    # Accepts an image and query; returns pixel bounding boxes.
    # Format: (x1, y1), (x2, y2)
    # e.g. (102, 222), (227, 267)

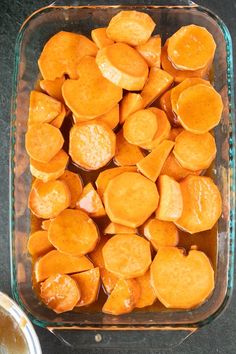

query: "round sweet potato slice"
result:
(40, 77), (65, 102)
(91, 27), (114, 49)
(143, 218), (179, 250)
(27, 230), (54, 257)
(59, 170), (83, 209)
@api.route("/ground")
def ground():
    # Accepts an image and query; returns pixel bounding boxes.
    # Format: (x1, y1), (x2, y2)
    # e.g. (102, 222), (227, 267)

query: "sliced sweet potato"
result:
(106, 10), (155, 46)
(59, 170), (83, 209)
(96, 43), (149, 90)
(100, 268), (118, 295)
(123, 109), (158, 147)
(167, 25), (216, 71)
(136, 35), (161, 67)
(40, 274), (80, 313)
(51, 104), (66, 128)
(30, 149), (69, 182)
(27, 230), (54, 257)
(76, 182), (106, 217)
(41, 219), (52, 231)
(98, 104), (119, 130)
(137, 140), (174, 182)
(158, 90), (179, 126)
(40, 77), (65, 102)
(120, 92), (144, 124)
(156, 175), (183, 221)
(143, 218), (179, 250)
(173, 131), (216, 171)
(175, 175), (222, 233)
(114, 130), (144, 166)
(102, 278), (140, 315)
(38, 31), (98, 80)
(135, 270), (156, 308)
(35, 250), (94, 282)
(69, 121), (116, 170)
(91, 27), (114, 49)
(141, 68), (173, 107)
(104, 222), (137, 235)
(104, 172), (159, 227)
(168, 128), (184, 141)
(71, 268), (100, 307)
(150, 247), (215, 309)
(48, 209), (99, 256)
(25, 123), (64, 163)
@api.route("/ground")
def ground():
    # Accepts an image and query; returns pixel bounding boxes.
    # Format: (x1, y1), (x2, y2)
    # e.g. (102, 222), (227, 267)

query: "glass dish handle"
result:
(50, 0), (197, 7)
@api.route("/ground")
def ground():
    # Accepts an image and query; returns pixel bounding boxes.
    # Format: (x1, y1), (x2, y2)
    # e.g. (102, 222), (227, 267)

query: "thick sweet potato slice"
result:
(168, 128), (184, 141)
(106, 10), (155, 46)
(91, 27), (114, 49)
(28, 179), (71, 219)
(40, 77), (65, 102)
(38, 31), (98, 80)
(98, 104), (119, 130)
(135, 270), (156, 308)
(137, 140), (174, 182)
(141, 68), (173, 107)
(175, 175), (222, 233)
(30, 149), (69, 182)
(35, 250), (94, 282)
(27, 230), (54, 257)
(69, 121), (116, 170)
(156, 175), (183, 221)
(41, 219), (52, 231)
(158, 90), (179, 126)
(59, 170), (83, 209)
(25, 123), (64, 163)
(102, 234), (151, 278)
(143, 219), (179, 250)
(114, 130), (144, 166)
(120, 93), (144, 124)
(150, 247), (215, 309)
(104, 222), (137, 235)
(40, 274), (80, 313)
(167, 25), (216, 71)
(71, 268), (100, 307)
(48, 209), (99, 256)
(51, 104), (66, 128)
(123, 109), (158, 146)
(136, 35), (161, 67)
(173, 131), (216, 171)
(76, 183), (106, 217)
(96, 43), (148, 90)
(104, 172), (159, 227)
(176, 84), (223, 134)
(100, 268), (118, 295)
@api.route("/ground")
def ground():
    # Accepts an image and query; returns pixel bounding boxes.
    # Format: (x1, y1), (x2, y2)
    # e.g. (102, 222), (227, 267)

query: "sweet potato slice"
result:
(173, 131), (216, 171)
(136, 35), (161, 67)
(158, 90), (179, 126)
(141, 68), (173, 107)
(28, 179), (71, 219)
(135, 270), (156, 308)
(156, 175), (183, 221)
(143, 219), (179, 250)
(27, 230), (54, 257)
(96, 43), (148, 90)
(76, 183), (106, 217)
(35, 250), (94, 282)
(59, 170), (83, 209)
(40, 274), (80, 313)
(40, 77), (65, 102)
(175, 175), (222, 234)
(104, 222), (137, 235)
(114, 130), (144, 167)
(137, 140), (174, 182)
(91, 27), (114, 49)
(167, 25), (216, 71)
(25, 123), (64, 163)
(150, 247), (215, 309)
(51, 104), (66, 128)
(106, 10), (155, 46)
(38, 31), (98, 80)
(69, 121), (116, 170)
(168, 128), (184, 141)
(102, 234), (151, 278)
(30, 149), (69, 182)
(120, 93), (144, 124)
(48, 209), (99, 256)
(98, 104), (119, 130)
(41, 219), (52, 231)
(104, 172), (159, 227)
(123, 109), (157, 147)
(71, 268), (100, 307)
(176, 84), (223, 134)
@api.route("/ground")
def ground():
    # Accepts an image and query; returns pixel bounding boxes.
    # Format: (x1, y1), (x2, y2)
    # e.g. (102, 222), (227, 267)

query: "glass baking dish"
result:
(10, 0), (235, 349)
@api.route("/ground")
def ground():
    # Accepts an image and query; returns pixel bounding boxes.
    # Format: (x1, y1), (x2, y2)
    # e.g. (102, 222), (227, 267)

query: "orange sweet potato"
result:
(59, 170), (83, 209)
(40, 77), (65, 102)
(158, 90), (179, 126)
(98, 104), (119, 130)
(41, 219), (52, 231)
(76, 183), (106, 217)
(136, 35), (161, 67)
(51, 104), (66, 129)
(143, 218), (179, 250)
(71, 268), (100, 307)
(27, 230), (54, 257)
(135, 270), (156, 308)
(168, 128), (184, 141)
(91, 27), (114, 49)
(104, 222), (137, 235)
(120, 92), (144, 124)
(114, 130), (144, 167)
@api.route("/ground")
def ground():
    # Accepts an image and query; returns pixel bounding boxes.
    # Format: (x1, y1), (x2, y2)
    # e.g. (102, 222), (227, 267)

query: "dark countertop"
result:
(0, 1), (235, 353)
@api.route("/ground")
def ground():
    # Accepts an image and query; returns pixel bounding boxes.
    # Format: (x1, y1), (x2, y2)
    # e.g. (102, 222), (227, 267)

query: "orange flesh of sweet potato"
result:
(28, 179), (71, 219)
(156, 175), (183, 221)
(102, 234), (151, 279)
(158, 90), (179, 126)
(40, 273), (81, 313)
(59, 170), (83, 209)
(41, 219), (52, 231)
(104, 172), (159, 227)
(76, 182), (106, 217)
(35, 250), (94, 282)
(137, 140), (174, 182)
(97, 104), (119, 130)
(120, 92), (144, 124)
(71, 268), (100, 307)
(136, 35), (161, 67)
(143, 218), (179, 250)
(48, 209), (99, 257)
(96, 43), (149, 91)
(114, 130), (144, 167)
(51, 104), (66, 129)
(104, 222), (137, 235)
(27, 230), (54, 257)
(135, 270), (156, 308)
(150, 247), (215, 309)
(91, 27), (114, 49)
(40, 77), (65, 102)
(175, 175), (222, 234)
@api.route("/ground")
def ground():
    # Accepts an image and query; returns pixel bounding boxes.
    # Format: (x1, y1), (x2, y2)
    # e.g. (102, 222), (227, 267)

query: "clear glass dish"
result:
(10, 0), (235, 349)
